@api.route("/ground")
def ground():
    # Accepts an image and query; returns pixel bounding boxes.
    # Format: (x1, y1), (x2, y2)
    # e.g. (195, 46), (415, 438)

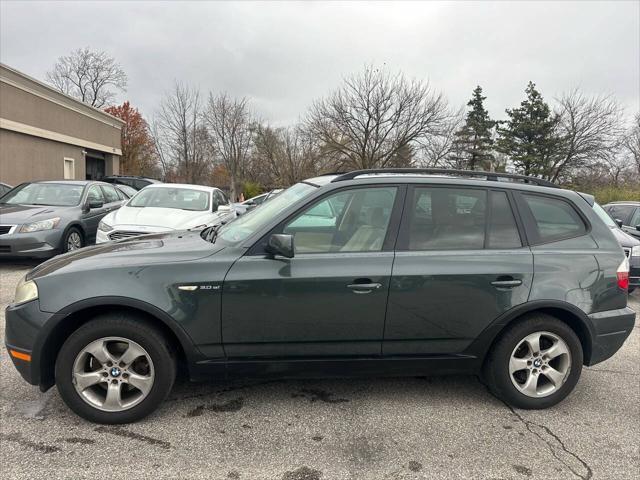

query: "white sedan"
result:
(96, 184), (235, 243)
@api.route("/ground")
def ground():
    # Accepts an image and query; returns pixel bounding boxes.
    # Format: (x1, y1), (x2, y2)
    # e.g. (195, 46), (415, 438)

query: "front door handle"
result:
(347, 282), (382, 294)
(491, 278), (522, 288)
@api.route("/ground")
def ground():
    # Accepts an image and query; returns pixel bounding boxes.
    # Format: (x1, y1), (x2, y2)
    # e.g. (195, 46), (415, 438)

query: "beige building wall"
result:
(0, 63), (123, 186)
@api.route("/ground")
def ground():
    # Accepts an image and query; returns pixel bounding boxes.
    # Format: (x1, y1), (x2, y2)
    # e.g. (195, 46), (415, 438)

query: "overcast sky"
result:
(1, 1), (638, 125)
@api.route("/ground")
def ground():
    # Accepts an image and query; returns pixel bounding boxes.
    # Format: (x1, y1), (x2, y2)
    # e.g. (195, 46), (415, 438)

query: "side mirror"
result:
(88, 199), (103, 209)
(217, 204), (232, 214)
(266, 234), (294, 258)
(614, 218), (623, 228)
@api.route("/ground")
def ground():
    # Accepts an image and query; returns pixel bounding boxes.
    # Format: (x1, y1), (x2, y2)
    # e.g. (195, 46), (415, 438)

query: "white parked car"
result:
(97, 184), (235, 243)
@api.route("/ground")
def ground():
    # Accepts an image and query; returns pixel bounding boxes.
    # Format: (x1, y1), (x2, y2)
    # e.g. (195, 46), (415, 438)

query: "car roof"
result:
(143, 183), (216, 193)
(605, 201), (640, 206)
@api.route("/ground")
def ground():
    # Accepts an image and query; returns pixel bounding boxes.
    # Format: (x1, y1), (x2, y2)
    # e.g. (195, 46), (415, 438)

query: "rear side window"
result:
(630, 208), (640, 227)
(521, 194), (586, 243)
(406, 187), (487, 250)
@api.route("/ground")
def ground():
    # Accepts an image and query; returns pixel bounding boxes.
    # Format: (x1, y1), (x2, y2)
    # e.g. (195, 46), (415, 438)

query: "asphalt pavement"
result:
(0, 261), (638, 479)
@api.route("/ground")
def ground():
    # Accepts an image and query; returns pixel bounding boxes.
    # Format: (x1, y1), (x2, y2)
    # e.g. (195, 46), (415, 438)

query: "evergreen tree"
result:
(450, 86), (495, 170)
(496, 82), (563, 177)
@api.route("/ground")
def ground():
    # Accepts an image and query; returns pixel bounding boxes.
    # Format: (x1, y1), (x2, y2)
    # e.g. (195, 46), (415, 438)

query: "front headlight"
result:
(19, 217), (60, 233)
(14, 278), (38, 305)
(98, 220), (113, 232)
(632, 245), (640, 257)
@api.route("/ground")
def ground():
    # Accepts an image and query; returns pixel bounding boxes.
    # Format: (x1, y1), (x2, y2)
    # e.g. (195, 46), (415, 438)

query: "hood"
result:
(610, 225), (640, 248)
(108, 206), (220, 230)
(28, 230), (224, 280)
(0, 204), (75, 224)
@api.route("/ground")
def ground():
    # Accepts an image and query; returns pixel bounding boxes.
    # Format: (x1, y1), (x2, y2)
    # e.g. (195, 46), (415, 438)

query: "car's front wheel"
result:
(62, 227), (84, 253)
(484, 313), (583, 409)
(55, 314), (176, 423)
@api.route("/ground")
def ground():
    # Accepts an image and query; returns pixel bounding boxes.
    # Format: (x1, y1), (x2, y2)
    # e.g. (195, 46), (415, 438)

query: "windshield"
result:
(0, 183), (84, 206)
(129, 187), (210, 211)
(216, 182), (317, 244)
(593, 202), (616, 228)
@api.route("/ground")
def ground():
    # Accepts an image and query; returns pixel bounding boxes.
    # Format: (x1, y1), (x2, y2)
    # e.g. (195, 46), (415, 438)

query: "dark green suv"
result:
(5, 169), (635, 423)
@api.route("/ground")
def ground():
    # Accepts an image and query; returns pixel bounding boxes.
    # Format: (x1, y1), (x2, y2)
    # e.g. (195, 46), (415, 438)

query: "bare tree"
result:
(307, 67), (450, 170)
(253, 124), (325, 187)
(417, 107), (464, 167)
(205, 93), (253, 201)
(549, 89), (624, 182)
(623, 113), (640, 175)
(152, 82), (211, 184)
(46, 47), (127, 108)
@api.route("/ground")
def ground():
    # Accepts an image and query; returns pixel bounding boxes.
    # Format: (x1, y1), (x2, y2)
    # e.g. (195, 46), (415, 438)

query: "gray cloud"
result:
(1, 1), (638, 124)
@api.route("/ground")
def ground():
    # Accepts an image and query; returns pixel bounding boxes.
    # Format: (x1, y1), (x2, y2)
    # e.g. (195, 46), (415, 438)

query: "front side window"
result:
(522, 194), (586, 243)
(0, 183), (84, 206)
(101, 185), (120, 203)
(283, 186), (397, 253)
(607, 205), (635, 224)
(128, 187), (210, 211)
(406, 187), (487, 250)
(629, 208), (640, 228)
(87, 186), (104, 204)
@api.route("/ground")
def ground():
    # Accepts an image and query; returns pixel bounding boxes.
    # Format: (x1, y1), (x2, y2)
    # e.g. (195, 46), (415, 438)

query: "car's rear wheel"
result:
(484, 313), (583, 409)
(55, 313), (176, 423)
(63, 227), (84, 252)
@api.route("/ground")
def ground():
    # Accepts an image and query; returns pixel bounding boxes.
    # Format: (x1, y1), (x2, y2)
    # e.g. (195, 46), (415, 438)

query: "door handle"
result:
(491, 278), (522, 288)
(347, 282), (382, 294)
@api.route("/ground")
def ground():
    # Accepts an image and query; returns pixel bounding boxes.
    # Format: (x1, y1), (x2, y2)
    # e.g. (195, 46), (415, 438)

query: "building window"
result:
(63, 158), (75, 180)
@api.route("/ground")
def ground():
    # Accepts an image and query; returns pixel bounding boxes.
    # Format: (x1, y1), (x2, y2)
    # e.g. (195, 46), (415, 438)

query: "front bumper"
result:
(0, 229), (63, 258)
(5, 299), (61, 389)
(587, 306), (636, 365)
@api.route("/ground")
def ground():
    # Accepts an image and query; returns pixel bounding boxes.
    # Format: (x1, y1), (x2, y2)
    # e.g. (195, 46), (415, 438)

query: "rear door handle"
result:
(347, 282), (382, 294)
(491, 279), (522, 288)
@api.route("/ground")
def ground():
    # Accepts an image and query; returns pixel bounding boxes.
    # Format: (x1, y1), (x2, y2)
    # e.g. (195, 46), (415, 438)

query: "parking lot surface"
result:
(1, 261), (638, 480)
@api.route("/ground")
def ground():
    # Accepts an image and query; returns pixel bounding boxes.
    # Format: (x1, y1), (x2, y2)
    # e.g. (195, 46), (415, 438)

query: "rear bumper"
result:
(587, 307), (636, 365)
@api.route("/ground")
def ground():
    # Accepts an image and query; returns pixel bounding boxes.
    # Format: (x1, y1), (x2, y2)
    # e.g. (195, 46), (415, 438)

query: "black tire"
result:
(484, 313), (583, 409)
(55, 313), (176, 424)
(62, 227), (84, 253)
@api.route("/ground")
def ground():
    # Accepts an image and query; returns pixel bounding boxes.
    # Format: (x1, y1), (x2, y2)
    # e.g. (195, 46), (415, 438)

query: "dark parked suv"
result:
(5, 169), (635, 423)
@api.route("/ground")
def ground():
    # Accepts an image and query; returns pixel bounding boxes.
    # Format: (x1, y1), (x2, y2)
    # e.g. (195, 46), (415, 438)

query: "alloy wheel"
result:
(509, 331), (571, 398)
(66, 231), (82, 251)
(72, 337), (155, 412)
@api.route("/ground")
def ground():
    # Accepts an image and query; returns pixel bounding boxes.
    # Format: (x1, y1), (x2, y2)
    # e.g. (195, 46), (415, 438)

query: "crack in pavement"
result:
(480, 381), (593, 480)
(506, 405), (593, 480)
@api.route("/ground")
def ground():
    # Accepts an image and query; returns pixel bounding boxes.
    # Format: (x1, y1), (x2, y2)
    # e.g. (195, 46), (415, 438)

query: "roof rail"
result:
(330, 168), (559, 188)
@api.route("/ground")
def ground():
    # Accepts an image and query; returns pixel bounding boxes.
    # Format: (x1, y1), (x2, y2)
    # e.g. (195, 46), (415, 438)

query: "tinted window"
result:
(488, 191), (521, 248)
(101, 185), (120, 203)
(606, 205), (635, 223)
(134, 180), (150, 190)
(406, 187), (486, 250)
(284, 187), (397, 253)
(522, 194), (586, 243)
(629, 208), (640, 227)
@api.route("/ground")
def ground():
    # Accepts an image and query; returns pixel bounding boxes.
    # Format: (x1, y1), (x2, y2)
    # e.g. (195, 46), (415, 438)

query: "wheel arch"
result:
(60, 222), (86, 248)
(472, 300), (595, 368)
(37, 297), (201, 391)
